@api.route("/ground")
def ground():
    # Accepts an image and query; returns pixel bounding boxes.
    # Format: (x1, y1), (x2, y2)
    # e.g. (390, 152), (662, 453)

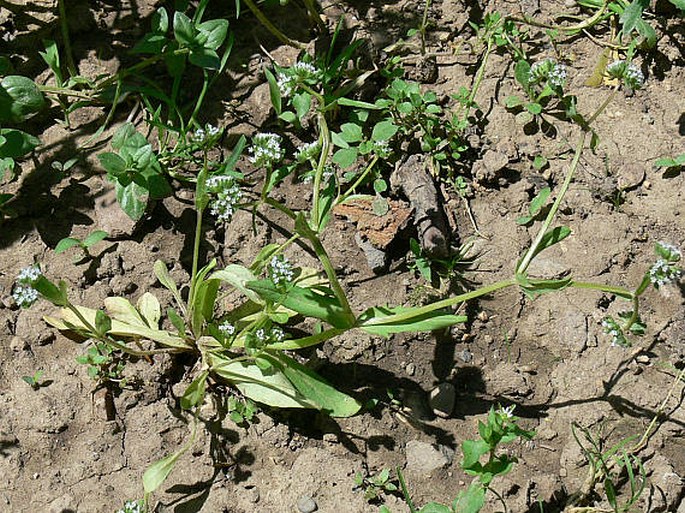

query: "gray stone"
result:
(556, 310), (588, 353)
(527, 257), (571, 280)
(429, 382), (456, 418)
(354, 233), (386, 273)
(405, 440), (454, 475)
(297, 494), (318, 513)
(94, 181), (139, 238)
(482, 149), (509, 173)
(10, 336), (28, 351)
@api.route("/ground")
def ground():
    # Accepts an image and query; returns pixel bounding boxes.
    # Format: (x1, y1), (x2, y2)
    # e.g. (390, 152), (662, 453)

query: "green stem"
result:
(517, 88), (618, 275)
(569, 280), (633, 300)
(189, 71), (211, 127)
(269, 327), (344, 350)
(242, 0), (304, 49)
(358, 278), (517, 327)
(396, 468), (417, 513)
(311, 111), (331, 229)
(264, 197), (297, 220)
(336, 156), (379, 205)
(58, 0), (77, 78)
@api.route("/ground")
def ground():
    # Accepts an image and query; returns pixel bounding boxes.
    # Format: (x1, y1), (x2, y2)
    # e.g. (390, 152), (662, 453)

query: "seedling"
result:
(22, 370), (47, 390)
(55, 230), (109, 261)
(655, 153), (685, 176)
(385, 406), (534, 513)
(76, 342), (126, 384)
(227, 396), (257, 425)
(516, 187), (551, 225)
(354, 467), (398, 502)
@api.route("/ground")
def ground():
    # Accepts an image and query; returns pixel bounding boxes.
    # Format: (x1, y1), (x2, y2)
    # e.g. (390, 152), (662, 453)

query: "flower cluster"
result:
(206, 175), (242, 223)
(602, 316), (629, 348)
(276, 61), (321, 98)
(268, 255), (295, 287)
(529, 58), (567, 89)
(255, 326), (286, 345)
(606, 60), (644, 90)
(649, 241), (682, 288)
(372, 139), (392, 159)
(296, 140), (321, 163)
(189, 124), (221, 146)
(248, 133), (284, 169)
(116, 500), (143, 513)
(218, 321), (236, 337)
(13, 265), (42, 308)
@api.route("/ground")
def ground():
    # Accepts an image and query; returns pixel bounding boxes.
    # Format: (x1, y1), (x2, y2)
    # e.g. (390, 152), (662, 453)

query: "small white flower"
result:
(277, 72), (296, 97)
(372, 139), (391, 159)
(296, 141), (320, 163)
(249, 133), (284, 168)
(649, 259), (681, 288)
(17, 266), (41, 284)
(272, 327), (285, 343)
(607, 60), (644, 90)
(207, 176), (242, 223)
(292, 61), (318, 78)
(218, 321), (235, 336)
(499, 405), (516, 419)
(529, 58), (567, 88)
(190, 124), (221, 145)
(13, 284), (39, 307)
(269, 255), (294, 286)
(255, 328), (267, 343)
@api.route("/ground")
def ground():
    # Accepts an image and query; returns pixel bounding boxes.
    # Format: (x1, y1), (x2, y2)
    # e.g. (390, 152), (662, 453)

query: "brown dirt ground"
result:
(1, 0), (684, 512)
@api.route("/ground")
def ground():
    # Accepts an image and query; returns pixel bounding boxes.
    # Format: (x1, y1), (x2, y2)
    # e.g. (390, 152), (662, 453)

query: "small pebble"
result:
(297, 495), (318, 513)
(429, 382), (456, 418)
(10, 336), (28, 351)
(636, 354), (650, 364)
(405, 362), (416, 376)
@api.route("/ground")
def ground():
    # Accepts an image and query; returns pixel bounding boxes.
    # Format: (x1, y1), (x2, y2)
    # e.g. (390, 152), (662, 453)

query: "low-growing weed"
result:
(55, 230), (109, 262)
(22, 370), (47, 390)
(383, 406), (535, 513)
(354, 467), (399, 503)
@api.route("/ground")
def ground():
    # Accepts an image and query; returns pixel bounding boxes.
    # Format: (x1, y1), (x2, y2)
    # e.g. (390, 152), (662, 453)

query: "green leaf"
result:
(54, 237), (81, 254)
(669, 0), (685, 10)
(189, 47), (220, 69)
(332, 147), (358, 168)
(357, 306), (466, 336)
(336, 97), (382, 110)
(0, 76), (46, 123)
(247, 279), (354, 329)
(264, 68), (282, 115)
(620, 0), (648, 35)
(461, 439), (490, 469)
(143, 446), (187, 495)
(418, 503), (453, 513)
(197, 19), (229, 50)
(173, 11), (196, 47)
(83, 230), (109, 248)
(152, 7), (169, 33)
(371, 120), (398, 142)
(98, 152), (127, 176)
(180, 370), (209, 410)
(154, 260), (184, 311)
(209, 355), (316, 409)
(137, 292), (161, 328)
(273, 353), (361, 417)
(514, 60), (531, 90)
(528, 187), (550, 215)
(531, 226), (571, 260)
(94, 309), (112, 336)
(655, 157), (679, 168)
(167, 307), (186, 336)
(212, 265), (261, 303)
(115, 179), (148, 221)
(293, 92), (311, 122)
(0, 129), (40, 158)
(340, 122), (363, 143)
(452, 482), (486, 513)
(526, 102), (542, 115)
